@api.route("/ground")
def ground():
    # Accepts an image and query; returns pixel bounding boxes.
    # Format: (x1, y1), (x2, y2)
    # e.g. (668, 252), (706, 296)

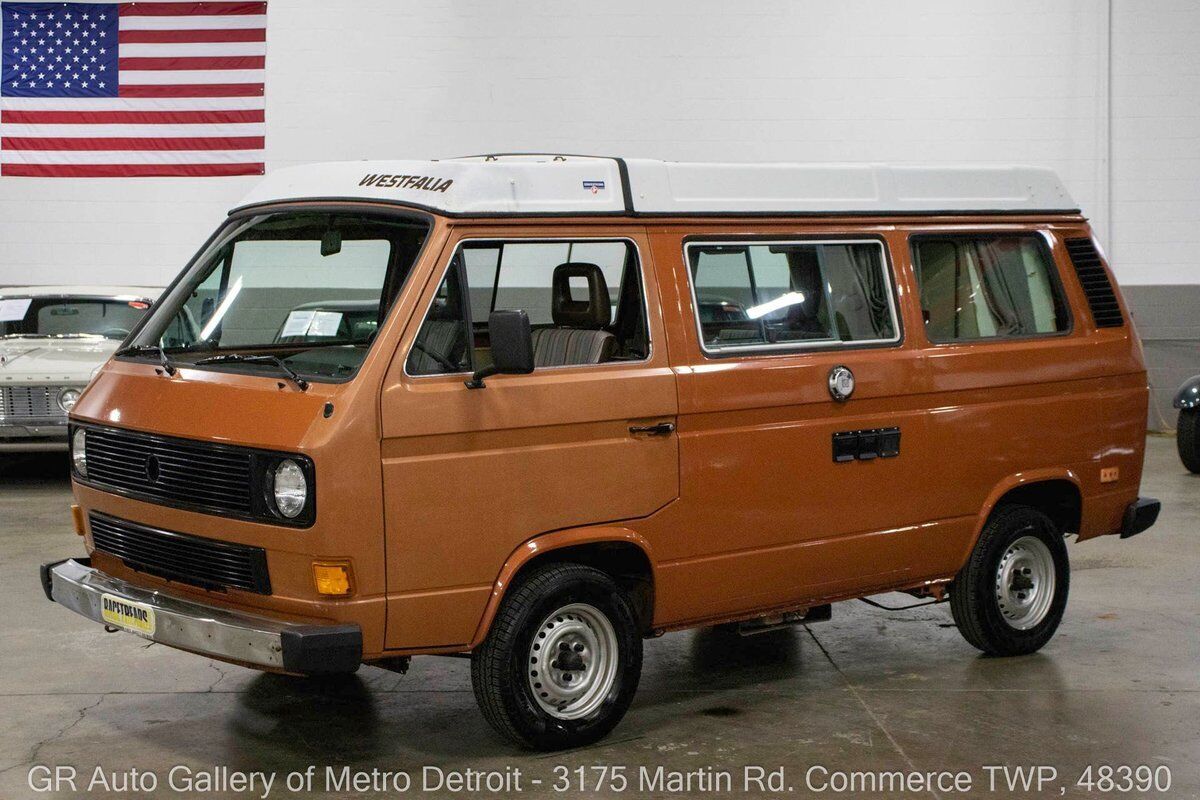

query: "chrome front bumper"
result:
(0, 420), (68, 451)
(41, 558), (361, 674)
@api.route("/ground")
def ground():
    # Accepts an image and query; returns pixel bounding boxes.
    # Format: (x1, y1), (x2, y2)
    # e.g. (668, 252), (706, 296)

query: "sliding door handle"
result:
(629, 422), (675, 437)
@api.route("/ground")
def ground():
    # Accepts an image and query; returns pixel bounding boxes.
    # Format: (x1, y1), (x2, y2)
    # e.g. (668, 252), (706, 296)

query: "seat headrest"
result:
(551, 262), (610, 329)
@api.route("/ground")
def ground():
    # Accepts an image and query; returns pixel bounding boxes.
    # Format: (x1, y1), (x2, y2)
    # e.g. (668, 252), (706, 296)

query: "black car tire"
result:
(471, 563), (642, 750)
(950, 504), (1070, 656)
(1178, 409), (1200, 474)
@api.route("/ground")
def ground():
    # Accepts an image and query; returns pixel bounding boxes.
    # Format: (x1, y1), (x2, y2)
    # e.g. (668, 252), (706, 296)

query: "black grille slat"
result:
(81, 425), (255, 515)
(89, 513), (270, 594)
(89, 519), (258, 569)
(86, 456), (249, 497)
(1064, 238), (1124, 328)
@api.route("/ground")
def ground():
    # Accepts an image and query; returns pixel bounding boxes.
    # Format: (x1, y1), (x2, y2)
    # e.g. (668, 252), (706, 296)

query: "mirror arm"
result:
(465, 365), (499, 389)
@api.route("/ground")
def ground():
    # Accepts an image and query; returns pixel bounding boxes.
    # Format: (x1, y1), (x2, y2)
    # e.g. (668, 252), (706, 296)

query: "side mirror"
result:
(465, 310), (535, 389)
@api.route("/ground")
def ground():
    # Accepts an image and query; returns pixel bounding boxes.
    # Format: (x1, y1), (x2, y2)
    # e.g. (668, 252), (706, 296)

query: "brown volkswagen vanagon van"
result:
(42, 155), (1160, 750)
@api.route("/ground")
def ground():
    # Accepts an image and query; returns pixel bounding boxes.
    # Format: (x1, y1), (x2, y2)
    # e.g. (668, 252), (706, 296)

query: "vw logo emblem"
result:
(828, 365), (855, 402)
(144, 454), (161, 485)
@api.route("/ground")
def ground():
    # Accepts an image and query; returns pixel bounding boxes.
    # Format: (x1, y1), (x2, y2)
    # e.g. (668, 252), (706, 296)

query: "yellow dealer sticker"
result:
(100, 593), (156, 637)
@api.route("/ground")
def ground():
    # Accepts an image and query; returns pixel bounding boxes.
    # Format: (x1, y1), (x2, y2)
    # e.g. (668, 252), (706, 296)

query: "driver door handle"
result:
(629, 421), (675, 437)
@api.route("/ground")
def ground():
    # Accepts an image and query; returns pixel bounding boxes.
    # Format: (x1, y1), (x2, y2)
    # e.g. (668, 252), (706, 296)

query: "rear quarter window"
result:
(910, 234), (1070, 342)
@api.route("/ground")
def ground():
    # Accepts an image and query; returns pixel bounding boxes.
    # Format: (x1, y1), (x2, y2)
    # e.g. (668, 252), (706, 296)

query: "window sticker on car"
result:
(0, 298), (32, 322)
(280, 310), (317, 338)
(308, 311), (343, 337)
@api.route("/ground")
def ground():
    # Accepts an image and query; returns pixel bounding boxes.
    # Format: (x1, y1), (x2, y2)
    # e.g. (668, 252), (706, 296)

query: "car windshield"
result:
(0, 296), (151, 339)
(127, 210), (428, 382)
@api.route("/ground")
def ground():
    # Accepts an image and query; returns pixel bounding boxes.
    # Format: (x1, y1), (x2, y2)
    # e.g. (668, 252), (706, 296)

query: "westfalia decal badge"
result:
(582, 180), (606, 194)
(359, 174), (453, 192)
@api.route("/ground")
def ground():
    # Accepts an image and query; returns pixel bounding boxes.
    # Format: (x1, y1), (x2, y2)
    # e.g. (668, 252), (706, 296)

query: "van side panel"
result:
(640, 217), (1148, 632)
(642, 225), (962, 626)
(908, 224), (1147, 553)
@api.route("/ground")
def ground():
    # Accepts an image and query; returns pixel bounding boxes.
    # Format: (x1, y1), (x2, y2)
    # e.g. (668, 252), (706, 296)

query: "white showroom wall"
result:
(0, 0), (1196, 289)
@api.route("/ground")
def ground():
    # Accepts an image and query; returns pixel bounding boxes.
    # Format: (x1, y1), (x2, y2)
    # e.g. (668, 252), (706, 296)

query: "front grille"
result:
(83, 425), (255, 517)
(0, 385), (64, 421)
(1064, 237), (1124, 328)
(90, 512), (271, 594)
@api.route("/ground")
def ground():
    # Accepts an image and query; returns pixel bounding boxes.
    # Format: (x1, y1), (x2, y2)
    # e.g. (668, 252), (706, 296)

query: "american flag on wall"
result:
(0, 1), (266, 177)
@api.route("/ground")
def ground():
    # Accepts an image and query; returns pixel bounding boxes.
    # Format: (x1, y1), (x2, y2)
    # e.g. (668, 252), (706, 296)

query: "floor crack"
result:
(804, 625), (942, 800)
(0, 694), (105, 778)
(205, 661), (230, 693)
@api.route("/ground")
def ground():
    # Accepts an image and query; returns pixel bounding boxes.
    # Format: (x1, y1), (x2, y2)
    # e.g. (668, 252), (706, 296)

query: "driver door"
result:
(378, 226), (679, 650)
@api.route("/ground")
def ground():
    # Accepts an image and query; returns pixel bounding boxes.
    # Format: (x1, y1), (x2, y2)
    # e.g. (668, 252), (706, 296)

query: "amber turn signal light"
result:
(71, 504), (85, 536)
(312, 562), (353, 597)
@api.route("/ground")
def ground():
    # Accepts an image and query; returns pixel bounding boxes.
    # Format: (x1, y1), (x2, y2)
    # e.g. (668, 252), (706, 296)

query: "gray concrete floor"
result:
(0, 436), (1197, 799)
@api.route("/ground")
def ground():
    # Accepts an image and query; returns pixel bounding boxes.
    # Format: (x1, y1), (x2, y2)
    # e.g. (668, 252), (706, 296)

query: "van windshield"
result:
(126, 211), (428, 382)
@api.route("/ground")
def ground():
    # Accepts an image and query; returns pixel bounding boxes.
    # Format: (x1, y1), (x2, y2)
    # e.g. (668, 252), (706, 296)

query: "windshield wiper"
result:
(193, 353), (310, 392)
(114, 343), (177, 376)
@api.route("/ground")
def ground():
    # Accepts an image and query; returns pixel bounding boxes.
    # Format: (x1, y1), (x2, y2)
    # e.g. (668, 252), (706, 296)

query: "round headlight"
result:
(58, 388), (81, 412)
(72, 428), (87, 478)
(272, 459), (307, 519)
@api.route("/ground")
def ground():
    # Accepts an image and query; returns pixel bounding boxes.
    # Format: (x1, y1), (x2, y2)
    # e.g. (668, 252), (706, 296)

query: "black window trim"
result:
(682, 235), (904, 358)
(908, 230), (1075, 346)
(403, 235), (653, 379)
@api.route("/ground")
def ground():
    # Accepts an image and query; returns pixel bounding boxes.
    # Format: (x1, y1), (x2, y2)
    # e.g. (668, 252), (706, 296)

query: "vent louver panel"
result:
(90, 512), (271, 594)
(0, 386), (62, 421)
(1063, 238), (1123, 328)
(82, 425), (254, 515)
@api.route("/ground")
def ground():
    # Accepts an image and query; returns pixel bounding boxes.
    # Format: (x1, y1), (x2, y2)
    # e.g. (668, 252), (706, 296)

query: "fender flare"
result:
(957, 467), (1083, 566)
(1174, 374), (1200, 410)
(467, 526), (656, 649)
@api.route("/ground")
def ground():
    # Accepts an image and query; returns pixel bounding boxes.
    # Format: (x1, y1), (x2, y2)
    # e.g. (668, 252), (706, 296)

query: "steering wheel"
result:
(411, 341), (460, 371)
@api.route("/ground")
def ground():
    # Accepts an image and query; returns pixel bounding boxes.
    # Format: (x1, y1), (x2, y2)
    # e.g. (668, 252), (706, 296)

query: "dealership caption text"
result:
(28, 763), (1173, 796)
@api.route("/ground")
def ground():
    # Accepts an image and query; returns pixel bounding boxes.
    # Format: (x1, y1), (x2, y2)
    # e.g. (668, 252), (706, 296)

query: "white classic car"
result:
(0, 286), (161, 452)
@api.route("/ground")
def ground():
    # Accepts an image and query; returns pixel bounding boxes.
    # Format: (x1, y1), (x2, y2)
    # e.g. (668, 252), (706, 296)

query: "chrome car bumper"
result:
(0, 419), (68, 451)
(41, 558), (361, 674)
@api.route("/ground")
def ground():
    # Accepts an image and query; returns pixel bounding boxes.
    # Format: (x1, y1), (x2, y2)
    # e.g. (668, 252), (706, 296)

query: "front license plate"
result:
(100, 593), (156, 637)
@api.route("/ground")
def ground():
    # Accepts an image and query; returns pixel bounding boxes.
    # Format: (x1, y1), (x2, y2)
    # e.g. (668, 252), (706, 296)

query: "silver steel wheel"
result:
(995, 534), (1056, 630)
(527, 603), (619, 720)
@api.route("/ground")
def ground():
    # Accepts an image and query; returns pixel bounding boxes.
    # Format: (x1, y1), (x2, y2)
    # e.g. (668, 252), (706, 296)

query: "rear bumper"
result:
(1120, 497), (1161, 539)
(41, 558), (361, 675)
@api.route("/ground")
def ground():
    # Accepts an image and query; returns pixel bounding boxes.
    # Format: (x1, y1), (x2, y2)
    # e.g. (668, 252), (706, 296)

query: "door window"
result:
(911, 234), (1069, 342)
(407, 239), (648, 376)
(686, 240), (898, 352)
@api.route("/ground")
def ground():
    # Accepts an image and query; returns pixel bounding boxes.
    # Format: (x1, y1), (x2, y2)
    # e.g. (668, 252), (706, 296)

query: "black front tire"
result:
(950, 504), (1070, 656)
(1178, 409), (1200, 474)
(471, 563), (642, 750)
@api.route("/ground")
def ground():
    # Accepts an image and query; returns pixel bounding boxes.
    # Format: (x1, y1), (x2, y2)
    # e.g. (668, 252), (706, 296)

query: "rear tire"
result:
(1178, 409), (1200, 474)
(471, 563), (642, 750)
(950, 505), (1069, 656)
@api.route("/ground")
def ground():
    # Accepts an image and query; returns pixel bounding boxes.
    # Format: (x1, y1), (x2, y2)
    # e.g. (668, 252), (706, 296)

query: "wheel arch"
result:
(468, 526), (657, 649)
(961, 469), (1083, 566)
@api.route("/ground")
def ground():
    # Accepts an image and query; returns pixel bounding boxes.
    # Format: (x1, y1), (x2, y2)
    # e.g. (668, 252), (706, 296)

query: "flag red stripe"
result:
(1, 109), (265, 125)
(118, 2), (266, 16)
(118, 28), (266, 43)
(2, 163), (265, 177)
(3, 136), (265, 151)
(117, 56), (265, 71)
(120, 83), (265, 97)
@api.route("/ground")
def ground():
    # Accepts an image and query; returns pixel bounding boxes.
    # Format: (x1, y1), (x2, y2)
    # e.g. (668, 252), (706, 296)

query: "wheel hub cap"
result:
(995, 534), (1056, 630)
(527, 603), (619, 720)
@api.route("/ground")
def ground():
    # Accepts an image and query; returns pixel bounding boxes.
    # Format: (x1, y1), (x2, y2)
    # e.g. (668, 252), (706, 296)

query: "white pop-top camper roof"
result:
(235, 154), (1078, 217)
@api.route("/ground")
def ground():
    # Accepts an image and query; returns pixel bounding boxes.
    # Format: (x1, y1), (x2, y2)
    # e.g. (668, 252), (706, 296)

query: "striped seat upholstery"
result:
(530, 327), (616, 367)
(531, 262), (617, 367)
(408, 319), (467, 374)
